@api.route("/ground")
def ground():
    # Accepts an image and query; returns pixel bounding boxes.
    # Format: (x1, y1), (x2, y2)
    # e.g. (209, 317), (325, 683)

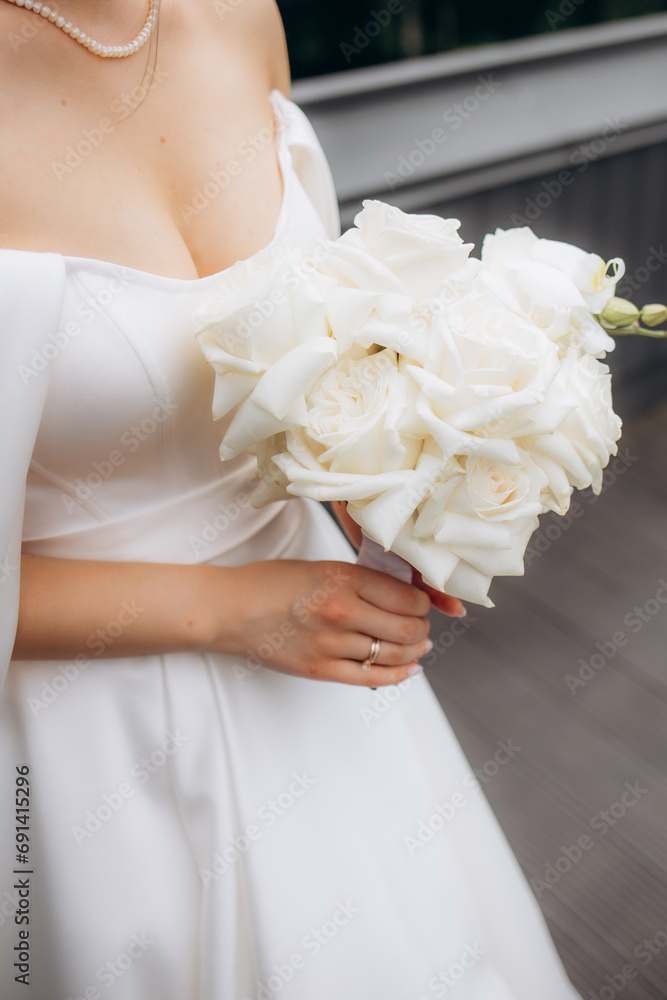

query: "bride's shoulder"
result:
(181, 0), (290, 94)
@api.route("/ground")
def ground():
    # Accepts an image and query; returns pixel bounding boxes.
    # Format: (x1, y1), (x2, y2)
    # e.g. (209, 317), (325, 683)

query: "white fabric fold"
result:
(0, 251), (67, 686)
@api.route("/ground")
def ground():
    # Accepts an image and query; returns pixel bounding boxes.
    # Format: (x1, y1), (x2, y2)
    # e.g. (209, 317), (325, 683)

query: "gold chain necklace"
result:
(2, 0), (160, 57)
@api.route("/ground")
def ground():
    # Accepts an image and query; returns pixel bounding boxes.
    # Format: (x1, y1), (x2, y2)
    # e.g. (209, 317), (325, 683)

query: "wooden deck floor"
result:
(426, 399), (667, 999)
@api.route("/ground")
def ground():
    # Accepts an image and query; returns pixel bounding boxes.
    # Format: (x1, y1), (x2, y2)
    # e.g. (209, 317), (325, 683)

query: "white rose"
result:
(532, 349), (622, 495)
(563, 308), (616, 357)
(349, 257), (482, 367)
(311, 241), (414, 356)
(249, 433), (293, 506)
(480, 226), (624, 355)
(428, 451), (544, 604)
(195, 244), (323, 373)
(531, 236), (625, 314)
(339, 199), (474, 302)
(270, 349), (423, 502)
(403, 286), (570, 467)
(349, 448), (545, 607)
(195, 245), (341, 458)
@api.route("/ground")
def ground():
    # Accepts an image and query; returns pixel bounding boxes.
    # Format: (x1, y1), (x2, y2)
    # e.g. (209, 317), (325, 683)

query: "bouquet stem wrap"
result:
(357, 534), (413, 584)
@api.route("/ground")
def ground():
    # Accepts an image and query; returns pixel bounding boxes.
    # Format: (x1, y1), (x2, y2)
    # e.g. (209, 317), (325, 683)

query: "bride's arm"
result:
(14, 554), (219, 660)
(13, 553), (433, 687)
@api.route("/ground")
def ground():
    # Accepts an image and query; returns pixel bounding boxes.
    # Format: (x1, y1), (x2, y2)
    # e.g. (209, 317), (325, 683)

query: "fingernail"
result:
(407, 663), (423, 676)
(455, 606), (467, 617)
(423, 639), (433, 653)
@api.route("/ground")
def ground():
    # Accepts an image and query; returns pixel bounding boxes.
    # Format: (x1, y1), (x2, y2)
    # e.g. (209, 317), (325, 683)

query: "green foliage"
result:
(277, 0), (667, 79)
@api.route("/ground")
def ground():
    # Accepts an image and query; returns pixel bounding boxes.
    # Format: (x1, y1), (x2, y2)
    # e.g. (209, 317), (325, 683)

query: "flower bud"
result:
(600, 296), (640, 328)
(640, 303), (667, 328)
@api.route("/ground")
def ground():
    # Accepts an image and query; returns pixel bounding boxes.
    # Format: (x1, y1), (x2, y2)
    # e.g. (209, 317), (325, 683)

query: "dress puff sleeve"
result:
(273, 90), (341, 241)
(0, 250), (67, 687)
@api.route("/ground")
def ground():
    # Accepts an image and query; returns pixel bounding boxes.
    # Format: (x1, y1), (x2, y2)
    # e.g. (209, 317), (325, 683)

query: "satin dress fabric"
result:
(0, 91), (581, 1000)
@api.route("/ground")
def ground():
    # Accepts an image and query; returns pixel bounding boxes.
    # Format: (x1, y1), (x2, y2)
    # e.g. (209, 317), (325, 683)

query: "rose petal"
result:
(433, 512), (513, 550)
(516, 261), (588, 309)
(252, 339), (338, 420)
(438, 559), (495, 607)
(347, 451), (447, 549)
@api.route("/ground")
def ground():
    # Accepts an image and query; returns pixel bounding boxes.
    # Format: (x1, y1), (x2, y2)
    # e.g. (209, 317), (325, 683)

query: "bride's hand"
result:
(205, 559), (432, 687)
(411, 570), (466, 619)
(330, 501), (466, 619)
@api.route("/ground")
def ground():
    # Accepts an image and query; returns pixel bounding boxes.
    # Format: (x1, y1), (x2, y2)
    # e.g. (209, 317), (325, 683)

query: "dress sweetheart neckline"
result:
(1, 89), (293, 289)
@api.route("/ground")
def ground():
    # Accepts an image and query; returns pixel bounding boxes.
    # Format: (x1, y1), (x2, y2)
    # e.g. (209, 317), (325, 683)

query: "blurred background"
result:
(280, 4), (667, 997)
(281, 0), (667, 78)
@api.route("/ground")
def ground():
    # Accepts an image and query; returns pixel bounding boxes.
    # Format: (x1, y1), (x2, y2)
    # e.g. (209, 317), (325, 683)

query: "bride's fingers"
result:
(341, 600), (431, 647)
(353, 566), (431, 618)
(412, 571), (466, 618)
(332, 658), (424, 688)
(348, 634), (432, 667)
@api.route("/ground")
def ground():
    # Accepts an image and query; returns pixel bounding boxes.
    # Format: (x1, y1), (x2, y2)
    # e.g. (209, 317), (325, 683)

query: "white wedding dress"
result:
(0, 91), (581, 999)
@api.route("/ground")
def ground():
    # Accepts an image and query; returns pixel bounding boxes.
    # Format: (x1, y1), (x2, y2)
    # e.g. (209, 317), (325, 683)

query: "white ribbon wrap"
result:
(357, 533), (413, 584)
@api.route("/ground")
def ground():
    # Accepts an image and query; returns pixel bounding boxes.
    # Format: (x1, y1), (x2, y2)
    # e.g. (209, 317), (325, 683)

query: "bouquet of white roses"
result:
(195, 201), (660, 606)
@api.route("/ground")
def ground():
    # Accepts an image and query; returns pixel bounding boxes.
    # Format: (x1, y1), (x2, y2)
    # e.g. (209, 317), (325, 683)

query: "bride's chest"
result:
(1, 74), (285, 281)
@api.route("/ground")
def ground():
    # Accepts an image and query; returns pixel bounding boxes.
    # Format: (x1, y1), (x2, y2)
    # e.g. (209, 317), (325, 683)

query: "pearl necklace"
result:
(2, 0), (160, 58)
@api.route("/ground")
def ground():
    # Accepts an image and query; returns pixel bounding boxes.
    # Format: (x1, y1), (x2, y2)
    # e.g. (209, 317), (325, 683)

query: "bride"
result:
(0, 1), (582, 997)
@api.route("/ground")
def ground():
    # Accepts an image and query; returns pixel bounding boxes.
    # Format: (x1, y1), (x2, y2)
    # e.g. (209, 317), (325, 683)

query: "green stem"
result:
(608, 326), (667, 338)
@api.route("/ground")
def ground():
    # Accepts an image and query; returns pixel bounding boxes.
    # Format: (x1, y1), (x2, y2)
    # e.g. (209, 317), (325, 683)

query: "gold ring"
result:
(361, 637), (381, 671)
